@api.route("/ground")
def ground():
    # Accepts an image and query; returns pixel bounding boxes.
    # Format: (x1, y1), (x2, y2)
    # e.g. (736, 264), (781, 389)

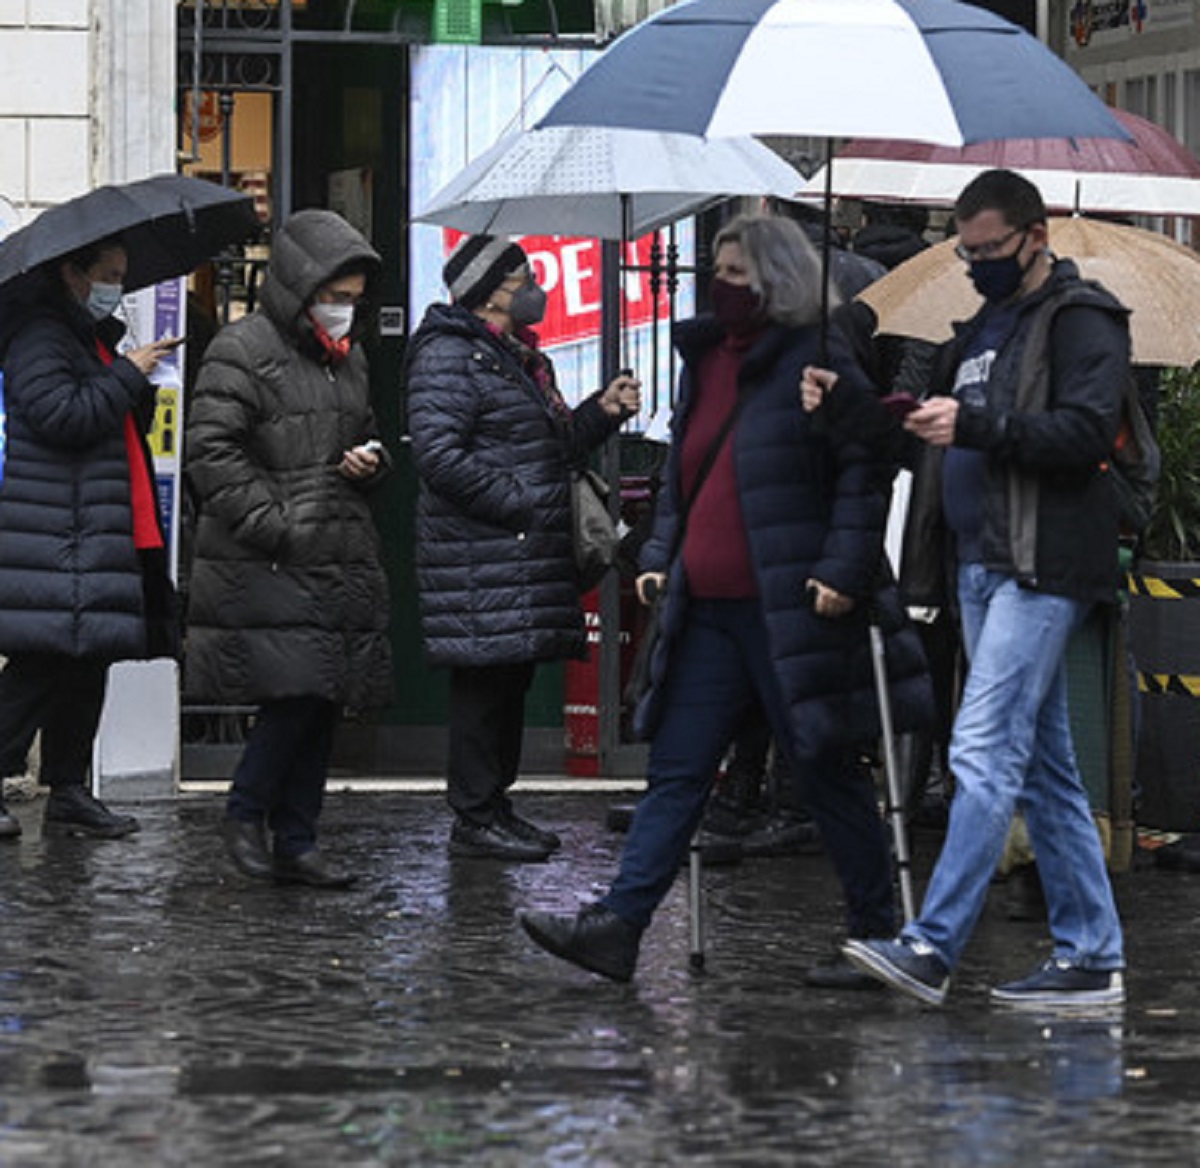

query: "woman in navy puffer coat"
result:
(406, 235), (640, 862)
(521, 214), (931, 984)
(0, 237), (180, 841)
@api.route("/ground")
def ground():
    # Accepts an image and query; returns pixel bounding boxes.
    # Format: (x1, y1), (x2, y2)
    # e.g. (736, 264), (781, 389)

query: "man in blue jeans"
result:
(816, 170), (1128, 1009)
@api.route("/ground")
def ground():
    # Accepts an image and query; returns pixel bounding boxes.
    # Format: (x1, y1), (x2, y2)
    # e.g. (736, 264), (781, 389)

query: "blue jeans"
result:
(903, 566), (1124, 972)
(603, 600), (896, 937)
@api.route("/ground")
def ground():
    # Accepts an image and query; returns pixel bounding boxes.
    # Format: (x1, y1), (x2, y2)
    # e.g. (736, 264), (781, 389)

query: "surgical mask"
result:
(710, 277), (765, 336)
(968, 251), (1031, 303)
(508, 280), (547, 328)
(309, 302), (356, 342)
(86, 281), (124, 321)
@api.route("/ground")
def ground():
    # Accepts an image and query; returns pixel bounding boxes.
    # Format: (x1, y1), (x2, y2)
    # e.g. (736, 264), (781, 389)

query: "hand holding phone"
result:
(881, 392), (921, 418)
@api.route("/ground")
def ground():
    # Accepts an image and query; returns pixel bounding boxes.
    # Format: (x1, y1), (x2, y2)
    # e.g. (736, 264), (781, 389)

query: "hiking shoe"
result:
(990, 959), (1125, 1011)
(842, 937), (950, 1006)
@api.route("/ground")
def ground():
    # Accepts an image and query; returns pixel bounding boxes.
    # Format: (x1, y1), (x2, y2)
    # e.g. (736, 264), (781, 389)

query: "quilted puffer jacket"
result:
(184, 210), (393, 709)
(405, 302), (620, 667)
(0, 282), (171, 661)
(634, 315), (932, 758)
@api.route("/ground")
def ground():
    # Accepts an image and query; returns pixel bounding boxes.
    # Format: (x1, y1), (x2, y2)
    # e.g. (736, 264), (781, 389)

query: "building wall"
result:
(0, 0), (175, 219)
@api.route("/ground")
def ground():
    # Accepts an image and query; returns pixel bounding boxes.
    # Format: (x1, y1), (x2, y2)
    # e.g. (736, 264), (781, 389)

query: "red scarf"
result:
(309, 314), (352, 364)
(95, 339), (164, 550)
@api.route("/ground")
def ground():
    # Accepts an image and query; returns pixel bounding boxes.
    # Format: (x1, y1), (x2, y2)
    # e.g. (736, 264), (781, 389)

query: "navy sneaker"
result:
(990, 958), (1125, 1011)
(842, 937), (950, 1006)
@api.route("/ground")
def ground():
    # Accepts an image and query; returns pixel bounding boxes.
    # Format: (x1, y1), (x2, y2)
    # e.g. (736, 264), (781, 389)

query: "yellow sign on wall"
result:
(149, 387), (179, 460)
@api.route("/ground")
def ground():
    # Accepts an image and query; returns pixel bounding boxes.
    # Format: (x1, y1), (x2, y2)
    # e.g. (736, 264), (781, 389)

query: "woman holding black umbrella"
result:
(0, 235), (181, 840)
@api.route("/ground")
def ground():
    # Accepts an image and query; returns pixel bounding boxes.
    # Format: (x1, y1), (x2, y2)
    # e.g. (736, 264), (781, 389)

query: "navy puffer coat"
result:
(0, 284), (169, 660)
(405, 303), (620, 667)
(635, 316), (931, 759)
(184, 211), (393, 709)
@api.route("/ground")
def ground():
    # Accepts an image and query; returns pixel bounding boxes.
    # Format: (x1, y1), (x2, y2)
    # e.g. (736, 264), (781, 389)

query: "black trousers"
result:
(447, 662), (536, 825)
(226, 696), (339, 858)
(0, 654), (110, 788)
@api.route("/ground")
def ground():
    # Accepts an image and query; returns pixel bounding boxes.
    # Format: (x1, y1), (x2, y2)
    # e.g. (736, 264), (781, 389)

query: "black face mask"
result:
(710, 277), (765, 335)
(968, 240), (1033, 303)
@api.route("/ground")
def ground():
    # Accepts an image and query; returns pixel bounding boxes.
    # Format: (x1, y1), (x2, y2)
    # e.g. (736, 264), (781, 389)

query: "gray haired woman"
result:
(522, 213), (930, 984)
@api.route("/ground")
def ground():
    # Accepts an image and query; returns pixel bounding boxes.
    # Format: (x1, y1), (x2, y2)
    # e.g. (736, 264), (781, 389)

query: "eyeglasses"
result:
(954, 227), (1027, 263)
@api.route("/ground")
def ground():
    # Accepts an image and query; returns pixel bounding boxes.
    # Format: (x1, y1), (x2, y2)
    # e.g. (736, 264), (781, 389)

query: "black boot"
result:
(220, 817), (273, 880)
(43, 786), (139, 839)
(499, 805), (562, 852)
(520, 903), (642, 982)
(273, 847), (357, 889)
(0, 790), (21, 840)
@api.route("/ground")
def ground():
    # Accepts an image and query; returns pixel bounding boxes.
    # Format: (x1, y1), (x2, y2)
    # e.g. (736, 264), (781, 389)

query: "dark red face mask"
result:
(710, 277), (765, 336)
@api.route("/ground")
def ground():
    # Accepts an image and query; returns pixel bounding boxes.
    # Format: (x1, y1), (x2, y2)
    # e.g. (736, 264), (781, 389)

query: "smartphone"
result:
(157, 335), (186, 350)
(362, 439), (384, 455)
(881, 392), (922, 418)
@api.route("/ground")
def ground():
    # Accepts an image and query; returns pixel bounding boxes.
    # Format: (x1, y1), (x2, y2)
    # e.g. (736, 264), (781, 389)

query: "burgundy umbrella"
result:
(800, 109), (1200, 217)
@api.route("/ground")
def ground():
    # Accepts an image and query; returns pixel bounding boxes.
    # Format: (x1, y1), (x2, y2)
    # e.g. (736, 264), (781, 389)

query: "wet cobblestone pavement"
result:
(1, 787), (1199, 1166)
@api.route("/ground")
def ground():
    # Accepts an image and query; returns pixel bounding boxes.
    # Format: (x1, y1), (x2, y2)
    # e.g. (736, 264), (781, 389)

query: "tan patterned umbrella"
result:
(858, 217), (1200, 367)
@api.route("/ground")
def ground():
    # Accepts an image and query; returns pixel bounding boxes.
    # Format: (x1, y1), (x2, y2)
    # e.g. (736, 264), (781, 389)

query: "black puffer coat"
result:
(0, 282), (171, 660)
(634, 316), (931, 758)
(184, 211), (393, 709)
(405, 303), (619, 667)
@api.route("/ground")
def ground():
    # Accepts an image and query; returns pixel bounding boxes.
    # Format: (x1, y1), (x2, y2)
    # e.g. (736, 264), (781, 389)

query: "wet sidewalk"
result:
(0, 785), (1198, 1166)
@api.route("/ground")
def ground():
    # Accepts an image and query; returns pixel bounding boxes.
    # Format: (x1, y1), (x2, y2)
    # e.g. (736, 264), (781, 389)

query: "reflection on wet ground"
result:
(0, 790), (1197, 1165)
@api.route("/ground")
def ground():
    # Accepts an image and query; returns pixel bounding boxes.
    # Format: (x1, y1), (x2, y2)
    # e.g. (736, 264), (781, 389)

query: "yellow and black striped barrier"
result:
(1138, 672), (1200, 697)
(1128, 572), (1200, 599)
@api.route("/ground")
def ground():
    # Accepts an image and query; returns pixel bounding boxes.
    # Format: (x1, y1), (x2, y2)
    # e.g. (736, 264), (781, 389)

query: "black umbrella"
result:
(0, 173), (258, 294)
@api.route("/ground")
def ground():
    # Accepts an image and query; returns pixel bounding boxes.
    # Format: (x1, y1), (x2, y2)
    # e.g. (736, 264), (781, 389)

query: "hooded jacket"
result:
(632, 315), (931, 758)
(184, 210), (393, 709)
(405, 301), (620, 668)
(0, 278), (171, 660)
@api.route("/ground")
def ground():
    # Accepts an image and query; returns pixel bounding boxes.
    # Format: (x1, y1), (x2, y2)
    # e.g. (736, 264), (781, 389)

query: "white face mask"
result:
(309, 302), (355, 342)
(86, 282), (124, 321)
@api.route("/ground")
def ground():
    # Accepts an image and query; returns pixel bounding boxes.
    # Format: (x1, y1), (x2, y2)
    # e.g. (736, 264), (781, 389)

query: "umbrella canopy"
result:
(0, 173), (258, 295)
(858, 217), (1200, 367)
(800, 109), (1200, 216)
(539, 0), (1128, 147)
(414, 125), (803, 239)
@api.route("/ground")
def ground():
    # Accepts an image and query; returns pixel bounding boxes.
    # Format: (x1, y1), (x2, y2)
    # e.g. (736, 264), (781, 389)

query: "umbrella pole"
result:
(819, 138), (834, 365)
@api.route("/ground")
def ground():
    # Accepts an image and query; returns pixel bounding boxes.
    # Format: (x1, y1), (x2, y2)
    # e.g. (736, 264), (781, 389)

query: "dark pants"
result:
(0, 654), (109, 788)
(603, 600), (896, 937)
(447, 662), (536, 825)
(226, 696), (339, 858)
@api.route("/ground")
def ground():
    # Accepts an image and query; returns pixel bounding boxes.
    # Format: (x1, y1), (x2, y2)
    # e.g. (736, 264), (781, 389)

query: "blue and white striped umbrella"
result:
(540, 0), (1127, 147)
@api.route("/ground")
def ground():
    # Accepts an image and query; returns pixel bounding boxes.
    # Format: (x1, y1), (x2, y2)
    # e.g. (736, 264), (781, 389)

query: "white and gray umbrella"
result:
(414, 124), (802, 240)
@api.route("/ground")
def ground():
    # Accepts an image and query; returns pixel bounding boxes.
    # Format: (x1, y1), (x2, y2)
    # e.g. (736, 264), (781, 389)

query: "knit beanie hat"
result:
(443, 235), (528, 309)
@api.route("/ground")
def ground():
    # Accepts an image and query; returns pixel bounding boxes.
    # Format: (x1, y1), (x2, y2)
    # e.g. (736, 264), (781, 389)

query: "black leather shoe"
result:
(449, 818), (551, 862)
(273, 848), (357, 889)
(520, 904), (642, 982)
(43, 786), (139, 839)
(499, 807), (562, 852)
(738, 812), (823, 858)
(220, 817), (273, 880)
(0, 796), (21, 840)
(804, 949), (885, 991)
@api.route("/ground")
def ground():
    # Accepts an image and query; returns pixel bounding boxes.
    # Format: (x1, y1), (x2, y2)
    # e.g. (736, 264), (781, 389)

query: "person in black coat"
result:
(521, 213), (930, 982)
(0, 236), (180, 840)
(406, 236), (641, 862)
(187, 210), (394, 890)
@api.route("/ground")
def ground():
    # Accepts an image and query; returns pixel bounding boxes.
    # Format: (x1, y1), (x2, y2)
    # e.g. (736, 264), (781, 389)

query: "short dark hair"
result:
(954, 169), (1046, 230)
